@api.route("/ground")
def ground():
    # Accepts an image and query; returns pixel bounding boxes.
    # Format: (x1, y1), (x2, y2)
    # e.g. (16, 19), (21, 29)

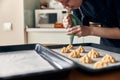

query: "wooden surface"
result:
(64, 69), (120, 80)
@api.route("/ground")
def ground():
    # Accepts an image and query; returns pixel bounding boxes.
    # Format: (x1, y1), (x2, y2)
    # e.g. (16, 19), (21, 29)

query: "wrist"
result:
(89, 26), (94, 36)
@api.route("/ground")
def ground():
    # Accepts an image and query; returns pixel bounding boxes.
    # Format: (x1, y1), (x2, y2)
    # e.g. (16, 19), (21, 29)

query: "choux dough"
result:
(69, 50), (80, 58)
(75, 46), (85, 53)
(80, 55), (92, 64)
(66, 44), (74, 50)
(102, 54), (116, 63)
(61, 47), (70, 53)
(88, 49), (100, 58)
(94, 61), (108, 69)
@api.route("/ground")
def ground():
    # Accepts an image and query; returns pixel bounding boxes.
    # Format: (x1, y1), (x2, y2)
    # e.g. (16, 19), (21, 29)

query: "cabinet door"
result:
(27, 31), (84, 44)
(83, 36), (100, 44)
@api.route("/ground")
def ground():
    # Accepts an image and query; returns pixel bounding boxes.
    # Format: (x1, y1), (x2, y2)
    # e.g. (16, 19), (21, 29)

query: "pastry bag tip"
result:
(70, 35), (74, 45)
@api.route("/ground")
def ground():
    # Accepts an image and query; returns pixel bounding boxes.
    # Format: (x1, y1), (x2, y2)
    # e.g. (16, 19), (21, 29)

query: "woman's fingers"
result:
(67, 26), (81, 34)
(63, 14), (72, 28)
(66, 26), (91, 37)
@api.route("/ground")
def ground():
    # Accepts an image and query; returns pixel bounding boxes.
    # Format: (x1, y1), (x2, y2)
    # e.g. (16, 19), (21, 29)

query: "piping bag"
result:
(67, 8), (81, 44)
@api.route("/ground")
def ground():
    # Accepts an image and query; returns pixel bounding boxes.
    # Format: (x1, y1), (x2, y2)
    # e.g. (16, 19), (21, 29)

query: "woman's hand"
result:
(63, 14), (72, 28)
(67, 26), (93, 37)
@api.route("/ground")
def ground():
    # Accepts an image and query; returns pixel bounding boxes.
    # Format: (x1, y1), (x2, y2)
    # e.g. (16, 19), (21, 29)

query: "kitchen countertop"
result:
(26, 28), (66, 32)
(64, 69), (120, 80)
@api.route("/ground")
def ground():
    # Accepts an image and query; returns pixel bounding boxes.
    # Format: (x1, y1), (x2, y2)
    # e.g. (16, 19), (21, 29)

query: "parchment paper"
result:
(0, 50), (55, 77)
(52, 46), (120, 69)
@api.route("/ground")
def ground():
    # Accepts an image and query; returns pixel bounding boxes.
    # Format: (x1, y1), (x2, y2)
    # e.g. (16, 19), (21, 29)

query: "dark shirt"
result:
(73, 0), (120, 48)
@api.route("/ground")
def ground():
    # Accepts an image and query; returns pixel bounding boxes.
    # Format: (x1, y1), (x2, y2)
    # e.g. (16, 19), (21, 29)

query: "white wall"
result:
(24, 0), (40, 28)
(0, 0), (25, 46)
(0, 0), (40, 46)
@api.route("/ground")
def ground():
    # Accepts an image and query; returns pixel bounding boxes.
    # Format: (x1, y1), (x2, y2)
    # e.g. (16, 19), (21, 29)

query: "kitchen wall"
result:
(0, 0), (24, 46)
(24, 0), (40, 28)
(0, 0), (40, 46)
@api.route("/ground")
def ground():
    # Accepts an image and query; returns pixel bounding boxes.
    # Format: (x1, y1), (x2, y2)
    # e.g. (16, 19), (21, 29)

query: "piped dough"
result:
(75, 46), (85, 53)
(102, 54), (116, 63)
(69, 50), (80, 58)
(80, 55), (92, 64)
(88, 49), (100, 58)
(61, 47), (70, 53)
(94, 61), (108, 69)
(66, 44), (74, 50)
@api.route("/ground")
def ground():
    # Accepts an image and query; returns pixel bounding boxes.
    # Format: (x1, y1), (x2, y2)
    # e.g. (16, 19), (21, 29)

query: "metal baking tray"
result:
(0, 44), (74, 80)
(47, 43), (120, 73)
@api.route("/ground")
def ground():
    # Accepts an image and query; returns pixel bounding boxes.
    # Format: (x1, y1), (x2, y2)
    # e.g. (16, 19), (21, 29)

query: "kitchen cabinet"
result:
(26, 28), (100, 44)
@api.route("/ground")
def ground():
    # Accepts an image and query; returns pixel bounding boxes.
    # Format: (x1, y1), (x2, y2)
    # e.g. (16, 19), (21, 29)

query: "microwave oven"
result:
(35, 9), (67, 28)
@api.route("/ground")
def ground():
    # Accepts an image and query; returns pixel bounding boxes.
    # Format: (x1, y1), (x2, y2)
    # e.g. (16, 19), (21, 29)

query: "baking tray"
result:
(47, 43), (120, 74)
(0, 44), (75, 80)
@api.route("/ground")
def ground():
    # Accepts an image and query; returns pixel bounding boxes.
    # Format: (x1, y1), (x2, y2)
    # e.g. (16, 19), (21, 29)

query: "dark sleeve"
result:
(72, 9), (81, 20)
(72, 9), (89, 26)
(73, 0), (120, 27)
(114, 0), (120, 28)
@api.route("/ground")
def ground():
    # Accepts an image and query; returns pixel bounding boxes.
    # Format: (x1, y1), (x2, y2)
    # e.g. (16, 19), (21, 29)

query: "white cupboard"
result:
(26, 28), (100, 44)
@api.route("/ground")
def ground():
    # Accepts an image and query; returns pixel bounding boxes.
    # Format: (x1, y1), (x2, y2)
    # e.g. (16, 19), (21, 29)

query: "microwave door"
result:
(39, 13), (48, 24)
(48, 13), (57, 24)
(38, 13), (57, 28)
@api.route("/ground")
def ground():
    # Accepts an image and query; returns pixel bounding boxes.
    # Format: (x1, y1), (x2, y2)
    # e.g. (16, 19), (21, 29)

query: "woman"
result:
(56, 0), (120, 48)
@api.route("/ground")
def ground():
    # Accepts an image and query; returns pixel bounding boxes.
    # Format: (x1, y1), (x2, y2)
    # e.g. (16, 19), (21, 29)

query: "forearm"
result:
(90, 27), (120, 39)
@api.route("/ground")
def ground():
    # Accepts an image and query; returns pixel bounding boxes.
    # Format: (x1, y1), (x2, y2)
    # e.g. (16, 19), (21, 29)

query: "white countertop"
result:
(26, 28), (67, 32)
